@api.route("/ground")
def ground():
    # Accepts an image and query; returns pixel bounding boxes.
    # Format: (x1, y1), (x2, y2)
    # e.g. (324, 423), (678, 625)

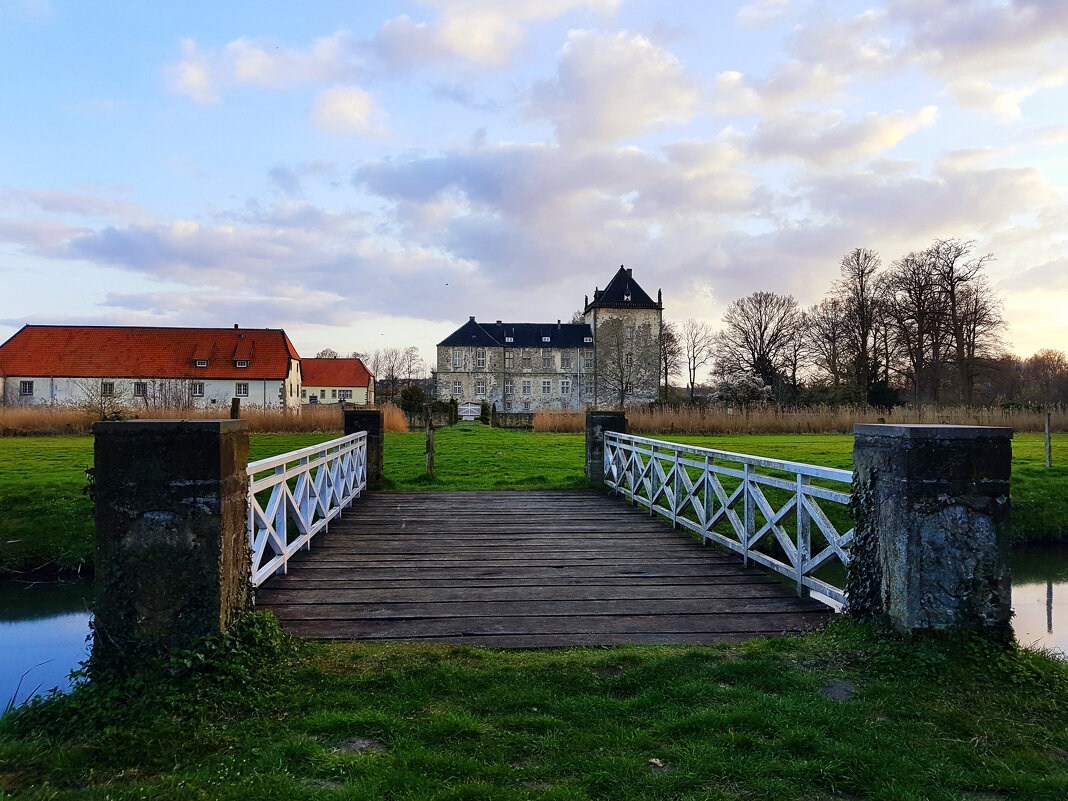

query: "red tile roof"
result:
(0, 325), (301, 380)
(300, 358), (373, 387)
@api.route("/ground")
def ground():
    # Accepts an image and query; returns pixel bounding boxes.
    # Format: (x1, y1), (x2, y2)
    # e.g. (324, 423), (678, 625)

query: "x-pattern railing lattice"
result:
(247, 432), (367, 587)
(605, 432), (854, 608)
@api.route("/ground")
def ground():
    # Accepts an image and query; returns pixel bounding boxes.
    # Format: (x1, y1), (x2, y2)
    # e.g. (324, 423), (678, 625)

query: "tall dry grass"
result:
(535, 405), (1067, 435)
(0, 403), (409, 436)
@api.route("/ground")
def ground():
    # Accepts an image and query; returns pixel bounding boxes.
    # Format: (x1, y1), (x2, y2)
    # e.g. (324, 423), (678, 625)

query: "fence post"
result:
(795, 475), (810, 596)
(585, 411), (626, 487)
(92, 419), (250, 674)
(850, 424), (1013, 639)
(743, 462), (754, 567)
(344, 408), (383, 488)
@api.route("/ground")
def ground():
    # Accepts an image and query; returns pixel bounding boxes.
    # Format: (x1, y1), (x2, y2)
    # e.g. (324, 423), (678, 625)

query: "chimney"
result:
(627, 268), (632, 277)
(496, 320), (501, 324)
(469, 315), (475, 321)
(233, 323), (239, 329)
(557, 319), (561, 327)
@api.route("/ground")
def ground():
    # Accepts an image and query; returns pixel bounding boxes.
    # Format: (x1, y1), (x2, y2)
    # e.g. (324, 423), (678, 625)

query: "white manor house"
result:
(436, 266), (663, 411)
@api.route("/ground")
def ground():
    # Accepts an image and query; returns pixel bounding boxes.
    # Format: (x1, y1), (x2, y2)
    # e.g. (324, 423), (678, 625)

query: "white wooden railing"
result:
(604, 432), (854, 609)
(246, 432), (367, 587)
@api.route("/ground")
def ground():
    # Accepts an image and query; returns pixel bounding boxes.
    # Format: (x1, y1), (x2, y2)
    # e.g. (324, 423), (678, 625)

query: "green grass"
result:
(1, 428), (1065, 575)
(2, 613), (1066, 800)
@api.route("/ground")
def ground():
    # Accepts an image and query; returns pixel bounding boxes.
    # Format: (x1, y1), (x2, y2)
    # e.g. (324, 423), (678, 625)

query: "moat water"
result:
(3, 545), (1067, 711)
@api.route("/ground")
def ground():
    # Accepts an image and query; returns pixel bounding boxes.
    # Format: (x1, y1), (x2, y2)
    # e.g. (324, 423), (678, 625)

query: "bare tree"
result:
(402, 345), (424, 387)
(883, 249), (947, 406)
(834, 248), (883, 401)
(714, 292), (803, 394)
(379, 347), (404, 402)
(659, 320), (683, 400)
(1025, 349), (1068, 403)
(681, 319), (715, 401)
(807, 298), (850, 394)
(315, 347), (340, 359)
(68, 377), (132, 420)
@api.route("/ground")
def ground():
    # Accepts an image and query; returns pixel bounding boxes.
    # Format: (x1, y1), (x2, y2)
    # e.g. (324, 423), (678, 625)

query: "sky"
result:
(1, 0), (1066, 371)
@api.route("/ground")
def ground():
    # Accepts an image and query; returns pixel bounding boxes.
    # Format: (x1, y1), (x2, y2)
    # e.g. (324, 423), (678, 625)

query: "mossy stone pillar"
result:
(92, 420), (250, 673)
(345, 408), (383, 488)
(586, 411), (626, 487)
(850, 424), (1012, 638)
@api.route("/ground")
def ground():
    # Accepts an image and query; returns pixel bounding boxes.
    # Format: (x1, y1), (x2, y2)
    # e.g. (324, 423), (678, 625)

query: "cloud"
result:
(168, 32), (360, 103)
(747, 106), (938, 165)
(376, 0), (623, 68)
(0, 187), (145, 219)
(529, 30), (701, 146)
(736, 0), (791, 29)
(310, 86), (387, 136)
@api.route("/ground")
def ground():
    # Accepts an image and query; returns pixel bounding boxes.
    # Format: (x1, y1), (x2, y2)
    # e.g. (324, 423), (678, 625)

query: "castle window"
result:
(561, 379), (571, 394)
(625, 353), (633, 367)
(523, 400), (531, 411)
(522, 351), (532, 368)
(476, 379), (486, 396)
(476, 350), (486, 368)
(192, 382), (205, 397)
(561, 353), (571, 370)
(505, 350), (514, 369)
(625, 327), (632, 339)
(542, 380), (552, 394)
(320, 389), (326, 398)
(133, 382), (148, 397)
(542, 349), (552, 369)
(235, 382), (249, 397)
(19, 380), (33, 396)
(100, 381), (115, 397)
(331, 389), (337, 399)
(522, 380), (531, 395)
(584, 351), (593, 369)
(583, 378), (594, 396)
(452, 349), (462, 368)
(453, 381), (463, 396)
(338, 390), (353, 400)
(505, 380), (515, 396)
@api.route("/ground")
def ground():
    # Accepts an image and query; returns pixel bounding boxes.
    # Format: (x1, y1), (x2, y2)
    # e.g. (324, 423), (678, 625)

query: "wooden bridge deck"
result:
(255, 490), (832, 647)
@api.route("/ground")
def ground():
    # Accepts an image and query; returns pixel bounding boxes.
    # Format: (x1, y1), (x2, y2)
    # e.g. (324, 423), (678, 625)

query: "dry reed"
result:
(536, 404), (1067, 435)
(0, 402), (409, 436)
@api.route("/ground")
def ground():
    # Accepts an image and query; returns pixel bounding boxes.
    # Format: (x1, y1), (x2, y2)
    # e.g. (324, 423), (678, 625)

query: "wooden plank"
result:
(257, 489), (833, 646)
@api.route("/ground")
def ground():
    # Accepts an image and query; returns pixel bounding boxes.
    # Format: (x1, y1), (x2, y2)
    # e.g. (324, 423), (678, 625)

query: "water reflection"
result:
(0, 582), (92, 709)
(1008, 544), (1068, 655)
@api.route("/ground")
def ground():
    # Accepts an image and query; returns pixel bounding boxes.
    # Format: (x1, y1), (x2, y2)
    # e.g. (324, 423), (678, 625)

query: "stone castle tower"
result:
(583, 265), (663, 407)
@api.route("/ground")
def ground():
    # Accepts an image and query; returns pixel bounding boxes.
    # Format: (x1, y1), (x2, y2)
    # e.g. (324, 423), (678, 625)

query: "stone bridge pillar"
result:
(849, 424), (1013, 639)
(344, 407), (383, 488)
(92, 420), (250, 673)
(586, 411), (626, 487)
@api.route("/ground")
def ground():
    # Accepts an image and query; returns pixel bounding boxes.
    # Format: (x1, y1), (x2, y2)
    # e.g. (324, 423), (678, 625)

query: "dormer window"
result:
(194, 359), (209, 368)
(542, 336), (550, 343)
(583, 336), (593, 343)
(505, 336), (514, 343)
(623, 293), (632, 302)
(235, 360), (249, 368)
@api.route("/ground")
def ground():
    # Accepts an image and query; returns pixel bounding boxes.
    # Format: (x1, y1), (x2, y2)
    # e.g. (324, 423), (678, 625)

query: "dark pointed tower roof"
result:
(584, 265), (661, 312)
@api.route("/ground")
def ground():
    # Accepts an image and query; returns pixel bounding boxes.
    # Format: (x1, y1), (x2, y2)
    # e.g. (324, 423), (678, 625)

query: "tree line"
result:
(314, 346), (427, 403)
(661, 239), (1067, 407)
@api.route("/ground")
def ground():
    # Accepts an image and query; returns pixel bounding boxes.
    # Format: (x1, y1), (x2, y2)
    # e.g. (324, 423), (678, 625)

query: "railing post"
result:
(702, 455), (714, 537)
(795, 474), (810, 596)
(585, 411), (626, 488)
(743, 462), (754, 567)
(344, 408), (383, 488)
(671, 448), (681, 528)
(92, 419), (250, 675)
(850, 424), (1013, 638)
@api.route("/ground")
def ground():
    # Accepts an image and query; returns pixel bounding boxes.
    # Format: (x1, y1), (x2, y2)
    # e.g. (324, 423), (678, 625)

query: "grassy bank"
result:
(1, 427), (1065, 575)
(2, 613), (1066, 799)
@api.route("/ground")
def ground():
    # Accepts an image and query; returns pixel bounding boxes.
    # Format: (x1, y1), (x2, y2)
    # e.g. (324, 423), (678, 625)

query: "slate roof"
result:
(438, 317), (593, 348)
(584, 265), (661, 311)
(301, 358), (373, 387)
(0, 325), (300, 380)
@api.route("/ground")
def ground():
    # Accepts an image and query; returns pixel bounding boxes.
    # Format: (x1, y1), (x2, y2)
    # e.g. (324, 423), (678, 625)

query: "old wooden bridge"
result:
(248, 432), (852, 647)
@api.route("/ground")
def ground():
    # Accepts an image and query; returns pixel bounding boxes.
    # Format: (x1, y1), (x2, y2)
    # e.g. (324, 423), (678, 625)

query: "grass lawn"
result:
(0, 427), (1065, 574)
(2, 614), (1066, 800)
